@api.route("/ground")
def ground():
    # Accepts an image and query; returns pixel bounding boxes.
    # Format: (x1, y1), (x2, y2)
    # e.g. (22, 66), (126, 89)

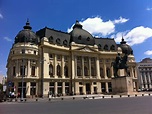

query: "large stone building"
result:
(6, 20), (138, 97)
(137, 58), (152, 91)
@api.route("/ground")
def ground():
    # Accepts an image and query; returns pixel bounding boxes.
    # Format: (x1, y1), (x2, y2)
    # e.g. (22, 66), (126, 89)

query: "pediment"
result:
(75, 46), (97, 52)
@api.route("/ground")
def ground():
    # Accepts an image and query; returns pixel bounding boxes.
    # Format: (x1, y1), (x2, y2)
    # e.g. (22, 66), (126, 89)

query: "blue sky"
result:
(0, 0), (152, 76)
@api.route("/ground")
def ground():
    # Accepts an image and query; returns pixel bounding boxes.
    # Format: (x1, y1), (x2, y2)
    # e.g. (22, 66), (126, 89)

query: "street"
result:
(0, 96), (152, 114)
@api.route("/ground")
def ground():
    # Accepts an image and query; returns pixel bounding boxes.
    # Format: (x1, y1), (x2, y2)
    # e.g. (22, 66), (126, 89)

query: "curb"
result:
(2, 93), (152, 103)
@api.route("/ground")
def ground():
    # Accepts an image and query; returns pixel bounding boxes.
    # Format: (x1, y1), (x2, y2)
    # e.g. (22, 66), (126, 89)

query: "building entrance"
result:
(86, 83), (91, 94)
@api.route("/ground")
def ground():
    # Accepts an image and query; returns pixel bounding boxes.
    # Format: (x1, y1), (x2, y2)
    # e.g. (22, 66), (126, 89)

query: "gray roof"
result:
(36, 27), (70, 47)
(95, 38), (117, 51)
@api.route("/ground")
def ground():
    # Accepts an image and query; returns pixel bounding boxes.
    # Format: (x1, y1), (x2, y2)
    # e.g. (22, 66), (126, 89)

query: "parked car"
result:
(0, 91), (7, 102)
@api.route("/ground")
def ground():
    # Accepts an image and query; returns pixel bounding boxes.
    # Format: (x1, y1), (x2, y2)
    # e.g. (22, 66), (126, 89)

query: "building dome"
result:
(14, 19), (39, 44)
(120, 38), (133, 55)
(70, 20), (95, 45)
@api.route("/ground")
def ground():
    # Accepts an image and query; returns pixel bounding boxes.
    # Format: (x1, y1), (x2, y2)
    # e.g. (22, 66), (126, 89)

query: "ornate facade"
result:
(6, 20), (138, 97)
(137, 58), (152, 91)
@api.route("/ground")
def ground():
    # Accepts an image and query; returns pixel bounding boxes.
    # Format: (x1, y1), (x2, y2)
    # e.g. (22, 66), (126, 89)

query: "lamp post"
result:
(21, 37), (26, 102)
(40, 46), (45, 98)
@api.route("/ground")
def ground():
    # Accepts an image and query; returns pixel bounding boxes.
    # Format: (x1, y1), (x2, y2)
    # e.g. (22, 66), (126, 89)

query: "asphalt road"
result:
(0, 96), (152, 114)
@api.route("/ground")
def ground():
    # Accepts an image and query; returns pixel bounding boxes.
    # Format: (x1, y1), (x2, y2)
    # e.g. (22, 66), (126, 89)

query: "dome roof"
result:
(70, 20), (95, 45)
(120, 38), (133, 55)
(14, 19), (39, 44)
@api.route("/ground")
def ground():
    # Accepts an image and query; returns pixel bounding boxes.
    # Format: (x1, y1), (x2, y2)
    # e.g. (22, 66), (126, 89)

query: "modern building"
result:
(137, 58), (152, 91)
(6, 20), (138, 97)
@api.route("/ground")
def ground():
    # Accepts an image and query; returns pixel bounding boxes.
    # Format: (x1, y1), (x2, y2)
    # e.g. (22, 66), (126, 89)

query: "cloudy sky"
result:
(0, 0), (152, 76)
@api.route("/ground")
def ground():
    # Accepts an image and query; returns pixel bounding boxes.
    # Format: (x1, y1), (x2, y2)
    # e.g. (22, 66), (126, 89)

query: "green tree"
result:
(0, 83), (3, 91)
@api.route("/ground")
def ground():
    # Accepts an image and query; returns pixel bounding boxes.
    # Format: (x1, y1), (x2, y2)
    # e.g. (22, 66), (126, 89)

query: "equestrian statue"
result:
(111, 53), (129, 78)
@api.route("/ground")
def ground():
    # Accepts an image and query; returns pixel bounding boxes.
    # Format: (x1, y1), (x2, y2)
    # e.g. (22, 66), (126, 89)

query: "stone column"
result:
(16, 59), (19, 77)
(147, 72), (152, 88)
(82, 57), (84, 77)
(14, 82), (18, 94)
(27, 59), (31, 77)
(36, 82), (38, 96)
(26, 82), (30, 96)
(75, 56), (77, 77)
(61, 55), (65, 78)
(62, 82), (65, 95)
(91, 82), (93, 94)
(131, 67), (134, 78)
(89, 58), (91, 77)
(54, 55), (57, 78)
(25, 60), (28, 77)
(105, 82), (109, 93)
(75, 82), (79, 95)
(103, 60), (107, 79)
(55, 82), (58, 95)
(71, 54), (75, 79)
(83, 84), (86, 94)
(140, 74), (144, 89)
(110, 60), (114, 78)
(97, 82), (101, 94)
(96, 57), (100, 79)
(134, 67), (138, 78)
(144, 72), (148, 88)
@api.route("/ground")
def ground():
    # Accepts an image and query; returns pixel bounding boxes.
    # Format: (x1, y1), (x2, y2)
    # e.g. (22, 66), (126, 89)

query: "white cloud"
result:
(146, 7), (152, 11)
(67, 16), (129, 37)
(113, 26), (152, 46)
(113, 16), (129, 24)
(0, 13), (3, 19)
(144, 50), (152, 55)
(3, 37), (12, 42)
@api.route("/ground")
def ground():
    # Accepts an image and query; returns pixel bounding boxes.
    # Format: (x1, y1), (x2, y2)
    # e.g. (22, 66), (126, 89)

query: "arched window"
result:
(77, 66), (81, 76)
(87, 37), (90, 41)
(49, 64), (53, 76)
(100, 67), (104, 78)
(56, 38), (61, 44)
(78, 35), (81, 40)
(84, 66), (88, 76)
(57, 64), (61, 77)
(104, 44), (108, 50)
(110, 45), (115, 50)
(63, 40), (68, 46)
(98, 44), (102, 50)
(64, 65), (68, 77)
(48, 36), (53, 43)
(106, 67), (110, 78)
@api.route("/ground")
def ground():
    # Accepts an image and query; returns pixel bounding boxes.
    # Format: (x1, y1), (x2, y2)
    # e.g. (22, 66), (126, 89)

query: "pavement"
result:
(2, 91), (152, 103)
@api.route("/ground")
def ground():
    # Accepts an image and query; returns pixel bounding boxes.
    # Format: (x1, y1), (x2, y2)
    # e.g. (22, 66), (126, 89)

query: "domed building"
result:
(6, 20), (138, 98)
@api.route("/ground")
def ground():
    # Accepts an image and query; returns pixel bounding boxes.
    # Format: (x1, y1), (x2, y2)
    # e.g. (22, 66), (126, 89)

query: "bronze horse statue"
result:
(111, 53), (129, 78)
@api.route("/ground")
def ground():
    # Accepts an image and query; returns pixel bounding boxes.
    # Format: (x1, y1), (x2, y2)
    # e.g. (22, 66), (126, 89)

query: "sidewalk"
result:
(3, 92), (152, 103)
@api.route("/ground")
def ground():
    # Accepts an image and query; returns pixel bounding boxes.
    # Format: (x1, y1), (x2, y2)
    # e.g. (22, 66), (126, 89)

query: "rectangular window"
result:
(49, 82), (54, 86)
(49, 54), (53, 59)
(64, 56), (68, 61)
(58, 82), (62, 87)
(31, 66), (35, 76)
(22, 49), (25, 54)
(20, 66), (26, 76)
(65, 82), (69, 86)
(57, 55), (61, 60)
(34, 51), (36, 55)
(13, 66), (16, 76)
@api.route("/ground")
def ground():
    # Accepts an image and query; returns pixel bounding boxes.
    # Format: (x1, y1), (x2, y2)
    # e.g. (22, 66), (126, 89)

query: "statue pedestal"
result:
(118, 69), (125, 76)
(112, 76), (133, 94)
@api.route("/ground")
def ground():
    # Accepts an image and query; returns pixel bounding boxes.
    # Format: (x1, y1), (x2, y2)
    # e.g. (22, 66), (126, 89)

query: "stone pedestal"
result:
(112, 76), (133, 94)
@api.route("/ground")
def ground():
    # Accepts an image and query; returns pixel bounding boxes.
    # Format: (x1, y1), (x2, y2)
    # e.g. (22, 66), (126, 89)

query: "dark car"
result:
(0, 91), (7, 102)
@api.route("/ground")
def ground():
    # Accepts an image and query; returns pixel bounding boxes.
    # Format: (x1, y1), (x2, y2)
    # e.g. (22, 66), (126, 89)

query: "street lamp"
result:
(21, 37), (26, 102)
(21, 42), (36, 101)
(40, 46), (46, 98)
